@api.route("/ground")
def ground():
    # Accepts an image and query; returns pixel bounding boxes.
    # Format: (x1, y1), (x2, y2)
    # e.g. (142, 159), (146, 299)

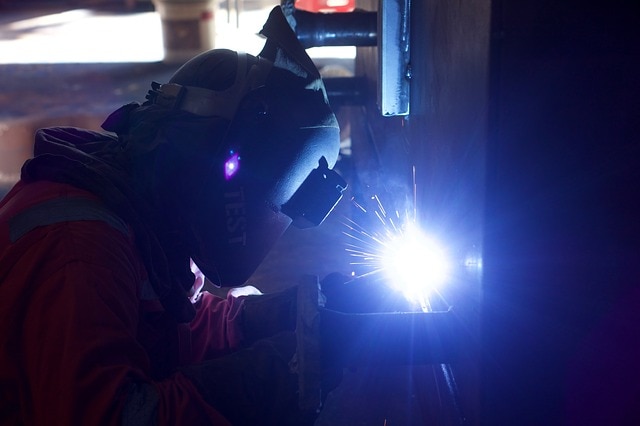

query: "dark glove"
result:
(179, 331), (299, 426)
(240, 286), (298, 346)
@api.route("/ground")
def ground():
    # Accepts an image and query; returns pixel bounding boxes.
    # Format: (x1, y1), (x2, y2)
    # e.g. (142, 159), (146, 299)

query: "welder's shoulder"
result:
(0, 180), (140, 282)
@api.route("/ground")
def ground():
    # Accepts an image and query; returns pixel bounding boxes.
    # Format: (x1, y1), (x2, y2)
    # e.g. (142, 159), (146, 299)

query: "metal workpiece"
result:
(320, 307), (462, 367)
(378, 0), (411, 116)
(295, 273), (463, 367)
(293, 9), (377, 48)
(282, 0), (411, 116)
(294, 275), (464, 412)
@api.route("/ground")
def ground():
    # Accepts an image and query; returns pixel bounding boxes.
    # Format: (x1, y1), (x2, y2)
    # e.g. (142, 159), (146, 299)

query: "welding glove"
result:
(179, 331), (300, 426)
(238, 285), (298, 346)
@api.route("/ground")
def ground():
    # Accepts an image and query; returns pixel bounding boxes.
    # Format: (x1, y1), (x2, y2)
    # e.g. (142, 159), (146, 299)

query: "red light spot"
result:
(201, 10), (213, 21)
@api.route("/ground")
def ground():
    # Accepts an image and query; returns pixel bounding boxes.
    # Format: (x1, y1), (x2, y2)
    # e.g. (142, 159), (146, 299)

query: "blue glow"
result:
(224, 152), (240, 180)
(464, 255), (483, 269)
(381, 223), (450, 310)
(343, 196), (452, 312)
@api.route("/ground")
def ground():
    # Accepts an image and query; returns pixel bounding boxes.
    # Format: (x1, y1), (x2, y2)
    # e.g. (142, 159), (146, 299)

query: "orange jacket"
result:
(0, 180), (245, 425)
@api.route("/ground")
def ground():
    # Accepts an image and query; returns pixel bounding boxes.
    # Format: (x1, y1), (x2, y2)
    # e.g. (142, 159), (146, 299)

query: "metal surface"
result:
(283, 0), (411, 115)
(294, 274), (466, 416)
(293, 9), (377, 48)
(378, 0), (411, 115)
(320, 307), (462, 367)
(296, 273), (464, 367)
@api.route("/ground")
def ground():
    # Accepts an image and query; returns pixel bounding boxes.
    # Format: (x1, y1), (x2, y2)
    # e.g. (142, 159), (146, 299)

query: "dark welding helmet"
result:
(149, 6), (345, 286)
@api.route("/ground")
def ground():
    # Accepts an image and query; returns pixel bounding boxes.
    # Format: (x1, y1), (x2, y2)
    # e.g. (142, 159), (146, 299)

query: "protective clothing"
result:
(0, 177), (238, 424)
(0, 128), (298, 425)
(0, 6), (343, 424)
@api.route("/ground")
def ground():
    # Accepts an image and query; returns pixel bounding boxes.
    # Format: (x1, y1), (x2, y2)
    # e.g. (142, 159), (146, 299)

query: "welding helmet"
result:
(149, 6), (345, 286)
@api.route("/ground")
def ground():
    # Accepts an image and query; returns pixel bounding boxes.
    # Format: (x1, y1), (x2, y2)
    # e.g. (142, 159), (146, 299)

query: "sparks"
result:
(343, 192), (451, 312)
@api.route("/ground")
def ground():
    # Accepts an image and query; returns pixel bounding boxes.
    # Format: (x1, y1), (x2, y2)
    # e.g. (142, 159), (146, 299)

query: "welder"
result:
(0, 6), (345, 425)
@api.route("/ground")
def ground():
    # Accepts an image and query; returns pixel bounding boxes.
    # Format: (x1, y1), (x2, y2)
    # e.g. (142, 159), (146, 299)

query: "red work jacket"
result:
(0, 180), (246, 425)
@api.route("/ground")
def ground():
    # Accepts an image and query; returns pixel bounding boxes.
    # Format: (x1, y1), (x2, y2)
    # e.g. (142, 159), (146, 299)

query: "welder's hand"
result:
(179, 331), (300, 426)
(239, 285), (298, 346)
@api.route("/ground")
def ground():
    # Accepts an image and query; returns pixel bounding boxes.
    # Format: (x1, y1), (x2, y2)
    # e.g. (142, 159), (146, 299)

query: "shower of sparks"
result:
(343, 188), (450, 312)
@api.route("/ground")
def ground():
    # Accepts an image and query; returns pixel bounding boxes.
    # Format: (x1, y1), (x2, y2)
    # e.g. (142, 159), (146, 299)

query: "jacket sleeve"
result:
(11, 220), (231, 426)
(188, 291), (247, 362)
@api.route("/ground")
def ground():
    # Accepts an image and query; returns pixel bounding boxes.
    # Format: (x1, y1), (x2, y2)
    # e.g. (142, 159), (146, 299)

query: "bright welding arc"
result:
(343, 194), (451, 310)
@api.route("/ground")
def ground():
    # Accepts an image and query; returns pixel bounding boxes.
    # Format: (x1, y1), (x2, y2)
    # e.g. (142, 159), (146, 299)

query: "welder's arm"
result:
(187, 259), (259, 361)
(188, 291), (247, 361)
(189, 284), (299, 363)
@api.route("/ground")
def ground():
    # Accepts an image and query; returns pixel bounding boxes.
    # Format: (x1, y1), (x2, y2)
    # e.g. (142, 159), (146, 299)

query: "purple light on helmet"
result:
(224, 151), (240, 180)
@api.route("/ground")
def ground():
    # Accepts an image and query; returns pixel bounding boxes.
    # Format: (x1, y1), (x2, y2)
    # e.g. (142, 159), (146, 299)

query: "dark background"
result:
(482, 1), (640, 424)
